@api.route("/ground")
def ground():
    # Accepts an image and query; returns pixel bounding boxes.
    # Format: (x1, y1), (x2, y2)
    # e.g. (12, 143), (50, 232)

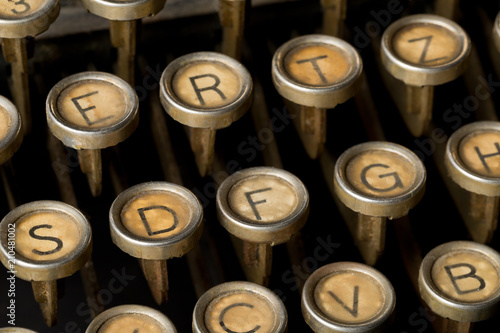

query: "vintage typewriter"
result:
(1, 0), (500, 332)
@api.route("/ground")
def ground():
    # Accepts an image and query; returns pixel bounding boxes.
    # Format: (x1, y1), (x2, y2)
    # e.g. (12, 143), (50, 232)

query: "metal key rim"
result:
(0, 0), (60, 38)
(109, 181), (204, 260)
(216, 167), (309, 245)
(302, 262), (396, 333)
(160, 51), (253, 130)
(419, 241), (500, 322)
(85, 304), (177, 333)
(0, 96), (22, 166)
(381, 14), (471, 86)
(272, 34), (363, 109)
(81, 0), (166, 21)
(192, 281), (288, 333)
(0, 200), (92, 281)
(46, 71), (139, 150)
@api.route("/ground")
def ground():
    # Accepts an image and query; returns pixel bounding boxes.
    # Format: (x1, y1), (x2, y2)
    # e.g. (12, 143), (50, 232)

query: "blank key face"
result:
(314, 272), (385, 324)
(228, 175), (298, 223)
(56, 80), (128, 130)
(458, 131), (500, 177)
(98, 314), (164, 333)
(392, 24), (461, 66)
(121, 191), (193, 239)
(284, 44), (351, 86)
(205, 292), (276, 333)
(172, 62), (242, 108)
(345, 150), (416, 198)
(0, 0), (45, 19)
(0, 107), (11, 142)
(431, 250), (500, 302)
(15, 211), (81, 261)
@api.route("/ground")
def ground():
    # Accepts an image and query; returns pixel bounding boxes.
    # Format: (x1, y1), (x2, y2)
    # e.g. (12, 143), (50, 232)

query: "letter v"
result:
(328, 286), (359, 317)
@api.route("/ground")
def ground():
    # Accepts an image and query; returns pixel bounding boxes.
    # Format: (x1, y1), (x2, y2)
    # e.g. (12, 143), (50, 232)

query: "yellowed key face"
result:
(458, 131), (500, 177)
(314, 271), (385, 324)
(172, 62), (242, 108)
(121, 191), (193, 239)
(56, 80), (128, 130)
(392, 24), (461, 67)
(284, 44), (351, 86)
(205, 292), (276, 333)
(98, 314), (164, 333)
(0, 0), (46, 19)
(15, 211), (81, 261)
(431, 250), (500, 303)
(0, 106), (12, 142)
(345, 150), (416, 198)
(227, 175), (298, 223)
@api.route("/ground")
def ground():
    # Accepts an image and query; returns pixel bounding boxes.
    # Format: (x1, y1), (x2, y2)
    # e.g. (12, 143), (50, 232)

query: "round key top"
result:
(0, 0), (59, 38)
(0, 96), (22, 165)
(110, 181), (203, 260)
(381, 14), (470, 86)
(217, 166), (309, 244)
(46, 71), (139, 150)
(419, 241), (500, 322)
(302, 262), (395, 332)
(160, 51), (253, 129)
(272, 34), (362, 109)
(86, 304), (177, 333)
(334, 141), (426, 218)
(445, 121), (500, 197)
(0, 328), (37, 333)
(193, 281), (288, 333)
(81, 0), (165, 20)
(0, 200), (92, 281)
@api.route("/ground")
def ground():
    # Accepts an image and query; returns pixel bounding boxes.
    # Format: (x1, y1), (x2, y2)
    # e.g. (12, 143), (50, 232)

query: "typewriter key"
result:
(302, 262), (395, 332)
(216, 167), (309, 286)
(160, 52), (253, 177)
(0, 0), (60, 133)
(109, 182), (203, 304)
(46, 71), (139, 197)
(193, 281), (287, 333)
(494, 12), (500, 55)
(0, 96), (22, 166)
(86, 304), (177, 333)
(0, 201), (92, 326)
(0, 328), (38, 332)
(445, 121), (500, 243)
(82, 0), (166, 85)
(334, 142), (426, 265)
(272, 34), (362, 159)
(381, 14), (471, 137)
(419, 241), (500, 331)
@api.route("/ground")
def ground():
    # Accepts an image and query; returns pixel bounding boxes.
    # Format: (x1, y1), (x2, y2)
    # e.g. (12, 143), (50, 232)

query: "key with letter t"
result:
(334, 142), (426, 265)
(0, 201), (92, 326)
(160, 52), (253, 176)
(381, 14), (470, 137)
(302, 262), (395, 332)
(445, 121), (500, 243)
(193, 281), (288, 333)
(216, 167), (309, 286)
(86, 304), (177, 332)
(109, 182), (203, 304)
(46, 72), (139, 197)
(0, 0), (60, 133)
(272, 34), (362, 159)
(419, 241), (500, 332)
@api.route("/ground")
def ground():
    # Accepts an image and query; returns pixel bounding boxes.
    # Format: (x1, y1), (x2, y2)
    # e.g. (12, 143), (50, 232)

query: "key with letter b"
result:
(0, 201), (92, 326)
(302, 262), (395, 332)
(419, 241), (500, 332)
